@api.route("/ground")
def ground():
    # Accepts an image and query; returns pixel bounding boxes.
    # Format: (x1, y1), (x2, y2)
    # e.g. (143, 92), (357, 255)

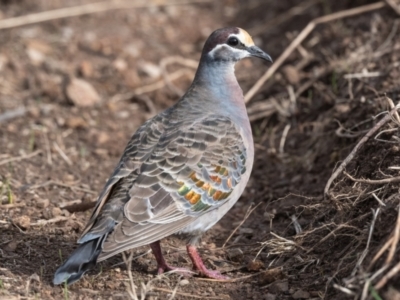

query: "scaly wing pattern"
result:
(79, 111), (248, 261)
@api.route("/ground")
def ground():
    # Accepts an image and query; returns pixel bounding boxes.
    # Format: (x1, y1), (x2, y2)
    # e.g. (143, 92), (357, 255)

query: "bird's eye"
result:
(227, 37), (239, 47)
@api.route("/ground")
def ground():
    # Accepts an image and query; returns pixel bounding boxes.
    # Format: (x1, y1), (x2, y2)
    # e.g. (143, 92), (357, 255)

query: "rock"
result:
(36, 198), (49, 209)
(259, 268), (285, 285)
(29, 273), (41, 282)
(42, 208), (52, 220)
(239, 227), (254, 234)
(66, 116), (88, 129)
(335, 103), (350, 114)
(263, 294), (276, 300)
(138, 61), (161, 78)
(13, 215), (31, 230)
(179, 279), (190, 286)
(52, 207), (62, 218)
(97, 132), (110, 145)
(227, 248), (244, 262)
(247, 260), (264, 272)
(282, 65), (300, 85)
(113, 58), (128, 72)
(79, 61), (94, 77)
(5, 240), (18, 252)
(269, 280), (288, 294)
(292, 290), (310, 299)
(66, 78), (101, 107)
(26, 40), (51, 65)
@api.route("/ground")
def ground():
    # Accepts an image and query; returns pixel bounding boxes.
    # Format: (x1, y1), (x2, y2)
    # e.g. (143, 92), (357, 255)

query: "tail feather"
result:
(53, 236), (105, 285)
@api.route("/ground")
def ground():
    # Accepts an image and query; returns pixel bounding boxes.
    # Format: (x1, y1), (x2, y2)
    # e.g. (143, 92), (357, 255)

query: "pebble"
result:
(247, 260), (264, 272)
(264, 294), (276, 300)
(66, 77), (101, 107)
(52, 207), (62, 217)
(36, 198), (49, 209)
(292, 290), (310, 299)
(179, 279), (189, 286)
(282, 65), (300, 85)
(227, 248), (244, 262)
(269, 280), (288, 293)
(13, 215), (31, 230)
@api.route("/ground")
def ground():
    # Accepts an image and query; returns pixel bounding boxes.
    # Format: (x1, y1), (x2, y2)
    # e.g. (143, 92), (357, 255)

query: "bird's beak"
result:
(247, 46), (273, 63)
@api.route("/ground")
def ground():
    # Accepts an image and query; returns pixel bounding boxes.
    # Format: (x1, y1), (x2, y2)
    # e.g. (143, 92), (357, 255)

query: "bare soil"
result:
(1, 1), (400, 299)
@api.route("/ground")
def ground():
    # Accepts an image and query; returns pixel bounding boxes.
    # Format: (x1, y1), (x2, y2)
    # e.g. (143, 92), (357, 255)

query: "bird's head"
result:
(202, 27), (272, 63)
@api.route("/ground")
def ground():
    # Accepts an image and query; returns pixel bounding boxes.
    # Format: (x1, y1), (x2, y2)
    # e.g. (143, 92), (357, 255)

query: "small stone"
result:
(227, 248), (244, 262)
(26, 48), (45, 65)
(52, 207), (62, 217)
(97, 132), (110, 145)
(292, 290), (310, 299)
(179, 279), (190, 286)
(36, 198), (50, 209)
(138, 61), (161, 78)
(66, 78), (101, 107)
(61, 209), (70, 217)
(269, 280), (288, 293)
(5, 240), (18, 252)
(208, 243), (216, 249)
(13, 215), (31, 230)
(335, 103), (350, 114)
(282, 65), (300, 85)
(29, 273), (41, 282)
(247, 260), (264, 272)
(42, 208), (52, 220)
(113, 58), (128, 72)
(259, 268), (285, 285)
(263, 294), (276, 300)
(66, 116), (88, 129)
(79, 61), (93, 77)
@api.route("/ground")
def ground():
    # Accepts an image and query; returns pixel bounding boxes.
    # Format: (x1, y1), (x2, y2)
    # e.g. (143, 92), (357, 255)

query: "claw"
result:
(187, 244), (230, 280)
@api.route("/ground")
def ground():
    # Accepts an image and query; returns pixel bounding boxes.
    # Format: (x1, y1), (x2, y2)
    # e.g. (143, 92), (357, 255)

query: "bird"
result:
(53, 27), (272, 285)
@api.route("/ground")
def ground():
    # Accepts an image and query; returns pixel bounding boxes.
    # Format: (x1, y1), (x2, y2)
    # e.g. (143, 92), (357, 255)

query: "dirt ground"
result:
(1, 0), (400, 299)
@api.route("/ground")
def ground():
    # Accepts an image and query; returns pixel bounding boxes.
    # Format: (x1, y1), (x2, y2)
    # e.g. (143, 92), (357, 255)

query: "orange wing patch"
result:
(177, 168), (233, 208)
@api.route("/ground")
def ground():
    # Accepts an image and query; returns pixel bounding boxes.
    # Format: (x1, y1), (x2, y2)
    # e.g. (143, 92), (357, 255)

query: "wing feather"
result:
(79, 109), (248, 260)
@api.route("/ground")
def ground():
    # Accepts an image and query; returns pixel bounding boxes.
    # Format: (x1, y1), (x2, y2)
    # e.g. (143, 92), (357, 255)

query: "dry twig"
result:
(0, 150), (42, 166)
(0, 0), (211, 30)
(154, 287), (229, 299)
(385, 0), (400, 15)
(244, 1), (386, 103)
(344, 171), (400, 185)
(0, 106), (27, 123)
(324, 103), (400, 196)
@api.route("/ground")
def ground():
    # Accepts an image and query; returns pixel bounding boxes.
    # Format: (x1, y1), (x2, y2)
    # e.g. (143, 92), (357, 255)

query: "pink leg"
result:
(186, 244), (229, 280)
(149, 241), (192, 275)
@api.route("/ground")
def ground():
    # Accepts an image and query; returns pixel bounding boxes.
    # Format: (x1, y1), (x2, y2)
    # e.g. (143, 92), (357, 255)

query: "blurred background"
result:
(1, 0), (400, 299)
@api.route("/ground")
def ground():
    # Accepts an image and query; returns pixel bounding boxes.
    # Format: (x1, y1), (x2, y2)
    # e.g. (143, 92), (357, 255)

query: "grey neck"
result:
(189, 56), (246, 119)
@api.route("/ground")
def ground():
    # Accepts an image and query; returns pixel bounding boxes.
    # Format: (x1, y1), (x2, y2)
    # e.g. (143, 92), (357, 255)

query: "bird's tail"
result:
(53, 236), (105, 285)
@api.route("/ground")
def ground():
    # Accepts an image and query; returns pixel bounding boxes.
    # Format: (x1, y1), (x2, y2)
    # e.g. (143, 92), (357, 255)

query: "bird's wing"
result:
(79, 112), (248, 261)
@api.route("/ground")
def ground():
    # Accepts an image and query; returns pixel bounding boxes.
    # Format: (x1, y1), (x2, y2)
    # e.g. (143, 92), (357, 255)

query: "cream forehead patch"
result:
(238, 28), (254, 46)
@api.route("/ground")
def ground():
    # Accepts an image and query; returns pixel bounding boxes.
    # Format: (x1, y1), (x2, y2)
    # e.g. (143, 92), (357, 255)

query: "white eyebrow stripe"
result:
(207, 44), (250, 60)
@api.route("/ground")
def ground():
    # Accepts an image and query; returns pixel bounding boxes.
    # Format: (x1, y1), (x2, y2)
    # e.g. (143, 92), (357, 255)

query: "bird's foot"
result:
(186, 244), (230, 280)
(150, 241), (193, 276)
(156, 263), (193, 276)
(195, 267), (230, 280)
